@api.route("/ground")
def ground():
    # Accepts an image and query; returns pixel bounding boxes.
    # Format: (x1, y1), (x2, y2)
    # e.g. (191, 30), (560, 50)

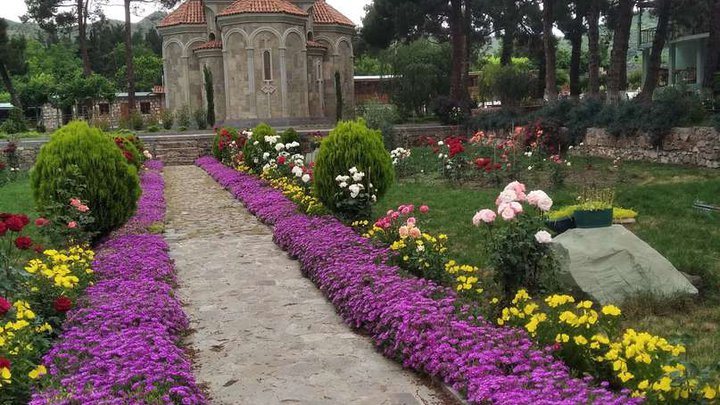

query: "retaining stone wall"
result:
(582, 127), (720, 168)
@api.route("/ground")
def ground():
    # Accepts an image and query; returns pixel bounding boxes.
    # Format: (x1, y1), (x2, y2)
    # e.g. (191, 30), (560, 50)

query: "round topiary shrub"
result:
(242, 123), (278, 173)
(314, 119), (394, 219)
(31, 121), (141, 237)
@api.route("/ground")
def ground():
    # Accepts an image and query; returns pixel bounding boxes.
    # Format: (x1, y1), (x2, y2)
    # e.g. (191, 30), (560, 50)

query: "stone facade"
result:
(582, 127), (720, 168)
(158, 0), (355, 127)
(40, 93), (165, 131)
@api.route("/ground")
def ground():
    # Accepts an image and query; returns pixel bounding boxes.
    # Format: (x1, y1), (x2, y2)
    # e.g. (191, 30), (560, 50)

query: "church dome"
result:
(218, 0), (308, 17)
(158, 0), (206, 28)
(311, 0), (354, 27)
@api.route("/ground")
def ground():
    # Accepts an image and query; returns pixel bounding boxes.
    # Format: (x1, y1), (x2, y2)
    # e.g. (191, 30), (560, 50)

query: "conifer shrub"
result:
(242, 123), (277, 173)
(31, 121), (141, 237)
(281, 128), (300, 144)
(313, 119), (394, 216)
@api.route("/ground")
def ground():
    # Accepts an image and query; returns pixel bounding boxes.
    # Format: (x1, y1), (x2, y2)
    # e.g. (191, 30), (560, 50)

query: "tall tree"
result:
(637, 0), (671, 101)
(587, 0), (602, 97)
(542, 0), (557, 101)
(0, 19), (27, 110)
(24, 0), (93, 76)
(704, 0), (720, 90)
(606, 0), (635, 102)
(557, 1), (588, 99)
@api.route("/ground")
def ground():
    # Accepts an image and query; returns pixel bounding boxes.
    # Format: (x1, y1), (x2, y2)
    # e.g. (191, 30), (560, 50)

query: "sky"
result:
(0, 0), (371, 25)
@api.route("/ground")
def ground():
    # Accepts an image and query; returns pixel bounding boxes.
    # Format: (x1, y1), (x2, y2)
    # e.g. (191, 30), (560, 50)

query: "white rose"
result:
(438, 141), (444, 146)
(348, 184), (361, 198)
(262, 152), (270, 159)
(253, 141), (259, 145)
(535, 230), (553, 244)
(352, 172), (364, 182)
(301, 174), (311, 183)
(292, 166), (303, 177)
(143, 150), (153, 159)
(335, 175), (344, 182)
(371, 195), (377, 202)
(566, 162), (572, 167)
(339, 182), (348, 188)
(349, 167), (358, 174)
(275, 143), (285, 151)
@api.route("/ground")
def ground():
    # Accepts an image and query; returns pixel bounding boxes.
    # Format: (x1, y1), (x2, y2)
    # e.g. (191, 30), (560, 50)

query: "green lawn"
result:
(377, 149), (720, 367)
(0, 173), (52, 252)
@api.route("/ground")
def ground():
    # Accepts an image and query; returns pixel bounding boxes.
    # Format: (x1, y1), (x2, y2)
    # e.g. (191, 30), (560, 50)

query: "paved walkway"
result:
(164, 166), (451, 405)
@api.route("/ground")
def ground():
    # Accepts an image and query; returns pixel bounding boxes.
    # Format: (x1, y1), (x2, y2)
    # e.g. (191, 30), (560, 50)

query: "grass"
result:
(377, 147), (720, 368)
(0, 131), (47, 141)
(0, 173), (52, 252)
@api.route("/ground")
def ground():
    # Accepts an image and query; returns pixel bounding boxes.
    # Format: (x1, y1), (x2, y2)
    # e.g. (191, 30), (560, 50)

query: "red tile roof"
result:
(312, 0), (354, 26)
(218, 0), (307, 17)
(152, 85), (165, 94)
(194, 39), (223, 50)
(158, 0), (206, 27)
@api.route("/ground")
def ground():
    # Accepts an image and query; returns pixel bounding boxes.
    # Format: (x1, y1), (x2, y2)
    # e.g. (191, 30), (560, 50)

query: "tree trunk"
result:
(0, 62), (21, 110)
(449, 0), (469, 102)
(703, 0), (720, 89)
(500, 26), (514, 66)
(78, 0), (92, 76)
(569, 31), (582, 99)
(125, 0), (136, 112)
(543, 0), (557, 101)
(607, 0), (635, 103)
(587, 0), (601, 97)
(638, 0), (671, 102)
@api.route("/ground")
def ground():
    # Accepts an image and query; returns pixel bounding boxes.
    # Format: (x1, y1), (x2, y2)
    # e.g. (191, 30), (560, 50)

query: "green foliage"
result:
(358, 101), (400, 149)
(204, 66), (215, 127)
(160, 109), (174, 130)
(126, 110), (144, 131)
(31, 121), (140, 237)
(468, 109), (525, 132)
(0, 108), (28, 134)
(432, 96), (468, 125)
(176, 105), (191, 129)
(354, 54), (384, 75)
(242, 123), (277, 173)
(280, 128), (300, 144)
(193, 107), (207, 130)
(314, 119), (395, 219)
(477, 57), (535, 106)
(114, 54), (163, 92)
(212, 127), (239, 162)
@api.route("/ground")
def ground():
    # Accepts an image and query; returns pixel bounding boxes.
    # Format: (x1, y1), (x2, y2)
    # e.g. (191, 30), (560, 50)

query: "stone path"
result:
(163, 166), (452, 405)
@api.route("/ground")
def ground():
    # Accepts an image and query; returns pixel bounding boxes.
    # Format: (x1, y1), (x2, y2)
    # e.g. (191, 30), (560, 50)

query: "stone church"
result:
(158, 0), (355, 126)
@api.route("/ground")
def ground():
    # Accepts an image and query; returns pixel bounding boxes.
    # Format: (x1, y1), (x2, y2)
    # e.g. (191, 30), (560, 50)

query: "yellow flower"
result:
(576, 300), (593, 309)
(652, 377), (672, 392)
(638, 380), (650, 390)
(28, 365), (47, 380)
(574, 335), (588, 345)
(511, 289), (530, 304)
(601, 305), (622, 316)
(555, 333), (570, 343)
(618, 371), (635, 383)
(703, 385), (717, 400)
(1, 367), (10, 381)
(490, 298), (499, 304)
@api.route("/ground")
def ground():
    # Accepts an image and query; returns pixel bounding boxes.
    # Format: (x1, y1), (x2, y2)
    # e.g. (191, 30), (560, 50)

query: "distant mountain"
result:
(3, 11), (168, 40)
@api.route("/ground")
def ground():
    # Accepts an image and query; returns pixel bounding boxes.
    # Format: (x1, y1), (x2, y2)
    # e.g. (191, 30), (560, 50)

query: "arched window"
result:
(263, 50), (272, 81)
(307, 31), (314, 41)
(209, 32), (216, 41)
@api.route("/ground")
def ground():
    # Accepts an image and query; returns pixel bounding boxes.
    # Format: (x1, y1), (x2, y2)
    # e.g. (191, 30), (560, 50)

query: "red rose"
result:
(0, 222), (6, 237)
(5, 216), (25, 232)
(0, 357), (10, 370)
(15, 236), (33, 250)
(33, 244), (44, 254)
(123, 150), (133, 161)
(277, 156), (286, 165)
(35, 218), (50, 227)
(0, 297), (11, 315)
(53, 297), (73, 313)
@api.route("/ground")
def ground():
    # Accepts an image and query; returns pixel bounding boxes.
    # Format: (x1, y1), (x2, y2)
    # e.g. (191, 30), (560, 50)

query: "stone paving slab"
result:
(164, 166), (452, 405)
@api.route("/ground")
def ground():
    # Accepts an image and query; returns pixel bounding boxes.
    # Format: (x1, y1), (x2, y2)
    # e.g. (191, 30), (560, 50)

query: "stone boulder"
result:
(552, 225), (698, 305)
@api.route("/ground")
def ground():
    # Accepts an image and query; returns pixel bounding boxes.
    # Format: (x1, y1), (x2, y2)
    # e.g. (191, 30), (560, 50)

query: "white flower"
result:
(528, 166), (533, 171)
(264, 135), (280, 144)
(371, 195), (377, 202)
(438, 154), (444, 159)
(566, 162), (572, 167)
(416, 244), (425, 252)
(349, 167), (358, 174)
(143, 150), (153, 159)
(525, 151), (533, 157)
(253, 141), (259, 146)
(292, 166), (303, 177)
(335, 175), (344, 182)
(339, 182), (348, 188)
(392, 159), (399, 165)
(348, 184), (361, 198)
(580, 142), (585, 146)
(568, 145), (574, 150)
(369, 183), (373, 188)
(275, 143), (285, 151)
(535, 230), (553, 244)
(262, 152), (270, 160)
(438, 141), (445, 146)
(446, 165), (451, 169)
(301, 174), (311, 183)
(352, 172), (364, 182)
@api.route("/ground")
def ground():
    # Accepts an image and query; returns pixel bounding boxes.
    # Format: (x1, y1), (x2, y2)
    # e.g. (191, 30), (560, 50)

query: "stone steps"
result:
(153, 146), (207, 166)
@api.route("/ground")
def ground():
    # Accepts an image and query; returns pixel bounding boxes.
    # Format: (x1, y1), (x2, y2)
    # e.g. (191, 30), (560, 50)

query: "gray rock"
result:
(553, 225), (698, 305)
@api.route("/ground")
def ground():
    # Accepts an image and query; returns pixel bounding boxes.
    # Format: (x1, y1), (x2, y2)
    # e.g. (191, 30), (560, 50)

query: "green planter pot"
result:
(573, 208), (613, 228)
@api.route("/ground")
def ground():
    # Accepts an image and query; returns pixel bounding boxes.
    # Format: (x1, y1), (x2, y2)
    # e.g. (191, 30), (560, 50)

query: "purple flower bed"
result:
(196, 156), (641, 405)
(31, 161), (207, 405)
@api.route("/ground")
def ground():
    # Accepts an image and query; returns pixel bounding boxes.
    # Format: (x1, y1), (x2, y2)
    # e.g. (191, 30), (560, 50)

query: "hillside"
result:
(4, 11), (167, 40)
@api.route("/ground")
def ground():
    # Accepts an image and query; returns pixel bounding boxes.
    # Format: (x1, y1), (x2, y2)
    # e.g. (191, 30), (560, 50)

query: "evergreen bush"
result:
(176, 105), (191, 129)
(242, 123), (277, 172)
(359, 102), (400, 149)
(194, 107), (208, 130)
(31, 121), (140, 237)
(313, 119), (394, 218)
(281, 128), (300, 144)
(160, 109), (174, 130)
(0, 108), (27, 134)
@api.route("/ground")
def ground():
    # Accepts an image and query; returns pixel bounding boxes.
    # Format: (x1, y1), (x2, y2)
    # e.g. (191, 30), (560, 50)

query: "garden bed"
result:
(196, 156), (637, 404)
(30, 161), (207, 404)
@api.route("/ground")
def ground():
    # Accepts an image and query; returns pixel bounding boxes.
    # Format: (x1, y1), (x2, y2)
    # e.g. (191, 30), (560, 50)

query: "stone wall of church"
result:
(197, 50), (227, 122)
(160, 25), (209, 116)
(313, 26), (355, 120)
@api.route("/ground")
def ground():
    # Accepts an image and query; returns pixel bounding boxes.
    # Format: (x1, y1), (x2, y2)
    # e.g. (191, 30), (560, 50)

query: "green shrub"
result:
(129, 110), (144, 131)
(212, 127), (239, 163)
(31, 121), (140, 237)
(160, 109), (174, 130)
(468, 109), (525, 132)
(360, 102), (400, 149)
(0, 108), (28, 134)
(147, 125), (160, 133)
(243, 123), (277, 172)
(432, 96), (469, 125)
(281, 128), (300, 144)
(144, 114), (159, 129)
(194, 107), (207, 130)
(176, 105), (191, 129)
(314, 119), (394, 219)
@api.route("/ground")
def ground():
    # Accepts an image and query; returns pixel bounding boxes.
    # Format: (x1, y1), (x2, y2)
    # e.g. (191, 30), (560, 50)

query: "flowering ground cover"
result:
(377, 147), (720, 371)
(196, 156), (639, 404)
(30, 161), (207, 404)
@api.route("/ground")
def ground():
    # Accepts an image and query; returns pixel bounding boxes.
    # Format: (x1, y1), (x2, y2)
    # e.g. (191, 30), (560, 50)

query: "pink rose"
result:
(496, 190), (518, 206)
(473, 209), (496, 226)
(409, 227), (421, 239)
(399, 205), (411, 215)
(406, 217), (417, 226)
(399, 226), (409, 239)
(67, 221), (77, 229)
(535, 230), (553, 244)
(77, 204), (90, 213)
(527, 190), (549, 207)
(509, 201), (524, 214)
(505, 181), (526, 194)
(70, 198), (81, 207)
(35, 218), (50, 227)
(419, 205), (429, 214)
(386, 210), (395, 216)
(537, 196), (553, 212)
(391, 212), (400, 220)
(500, 207), (516, 221)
